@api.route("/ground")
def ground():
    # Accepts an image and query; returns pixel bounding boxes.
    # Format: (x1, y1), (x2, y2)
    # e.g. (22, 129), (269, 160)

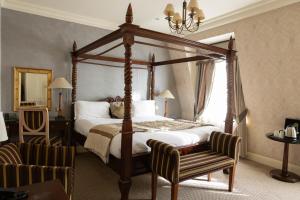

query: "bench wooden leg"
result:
(151, 172), (157, 200)
(171, 183), (178, 200)
(229, 165), (236, 192)
(207, 173), (212, 182)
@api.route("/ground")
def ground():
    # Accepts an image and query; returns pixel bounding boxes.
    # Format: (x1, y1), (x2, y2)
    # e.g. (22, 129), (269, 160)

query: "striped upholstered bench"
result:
(147, 131), (241, 200)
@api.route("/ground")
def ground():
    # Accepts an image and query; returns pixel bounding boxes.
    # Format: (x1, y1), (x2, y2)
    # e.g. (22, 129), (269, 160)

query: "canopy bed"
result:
(70, 4), (236, 200)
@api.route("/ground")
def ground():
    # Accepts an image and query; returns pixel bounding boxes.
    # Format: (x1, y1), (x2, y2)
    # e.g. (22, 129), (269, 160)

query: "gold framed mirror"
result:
(13, 67), (52, 111)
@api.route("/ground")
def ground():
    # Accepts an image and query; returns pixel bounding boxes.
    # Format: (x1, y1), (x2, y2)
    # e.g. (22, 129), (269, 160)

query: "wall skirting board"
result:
(247, 152), (300, 175)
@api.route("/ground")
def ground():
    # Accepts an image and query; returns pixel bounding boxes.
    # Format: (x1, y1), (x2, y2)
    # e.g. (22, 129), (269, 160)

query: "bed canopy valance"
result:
(71, 4), (236, 200)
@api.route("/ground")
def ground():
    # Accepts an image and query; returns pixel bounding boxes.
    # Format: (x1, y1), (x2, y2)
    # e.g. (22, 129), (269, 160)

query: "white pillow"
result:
(133, 100), (156, 117)
(75, 101), (110, 120)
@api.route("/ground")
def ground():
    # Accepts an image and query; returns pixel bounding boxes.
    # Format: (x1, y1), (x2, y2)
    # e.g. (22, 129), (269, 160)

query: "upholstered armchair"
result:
(0, 142), (75, 198)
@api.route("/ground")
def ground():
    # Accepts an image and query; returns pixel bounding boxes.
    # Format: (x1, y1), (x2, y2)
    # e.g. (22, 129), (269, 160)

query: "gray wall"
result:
(1, 9), (181, 118)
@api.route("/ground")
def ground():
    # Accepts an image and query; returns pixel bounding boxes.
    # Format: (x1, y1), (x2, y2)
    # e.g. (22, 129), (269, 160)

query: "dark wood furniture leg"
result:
(229, 165), (236, 192)
(270, 142), (300, 183)
(171, 183), (178, 200)
(207, 173), (212, 182)
(151, 172), (157, 200)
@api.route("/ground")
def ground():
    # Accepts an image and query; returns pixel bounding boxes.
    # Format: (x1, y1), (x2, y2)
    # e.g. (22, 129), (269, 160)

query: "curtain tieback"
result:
(236, 109), (248, 124)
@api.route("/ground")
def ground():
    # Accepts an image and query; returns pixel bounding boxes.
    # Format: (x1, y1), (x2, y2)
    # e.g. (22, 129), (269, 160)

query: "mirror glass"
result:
(19, 73), (48, 106)
(14, 67), (52, 111)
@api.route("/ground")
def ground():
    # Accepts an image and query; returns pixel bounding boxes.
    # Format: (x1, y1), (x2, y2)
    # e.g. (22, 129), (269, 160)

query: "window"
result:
(199, 60), (227, 130)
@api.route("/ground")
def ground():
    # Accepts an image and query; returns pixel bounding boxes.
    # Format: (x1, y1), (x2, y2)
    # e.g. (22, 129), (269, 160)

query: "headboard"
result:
(101, 96), (124, 103)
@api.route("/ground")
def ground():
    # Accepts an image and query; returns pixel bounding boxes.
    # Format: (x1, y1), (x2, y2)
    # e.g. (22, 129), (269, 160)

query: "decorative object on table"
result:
(285, 118), (300, 131)
(14, 180), (69, 200)
(284, 118), (299, 138)
(0, 188), (28, 200)
(273, 130), (285, 138)
(49, 77), (72, 120)
(159, 90), (175, 117)
(0, 112), (8, 143)
(285, 127), (297, 139)
(163, 0), (205, 34)
(266, 133), (300, 183)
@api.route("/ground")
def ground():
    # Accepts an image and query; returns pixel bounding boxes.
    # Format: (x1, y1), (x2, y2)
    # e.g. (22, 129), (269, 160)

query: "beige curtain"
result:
(194, 60), (215, 120)
(233, 58), (248, 158)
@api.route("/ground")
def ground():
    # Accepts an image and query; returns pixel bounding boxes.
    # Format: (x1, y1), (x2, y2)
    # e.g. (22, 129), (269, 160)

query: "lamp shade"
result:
(163, 3), (175, 16)
(187, 0), (199, 11)
(0, 112), (8, 142)
(159, 90), (175, 99)
(49, 77), (72, 89)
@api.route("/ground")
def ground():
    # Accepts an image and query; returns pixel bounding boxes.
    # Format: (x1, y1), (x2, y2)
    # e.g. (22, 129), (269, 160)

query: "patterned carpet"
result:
(74, 152), (300, 200)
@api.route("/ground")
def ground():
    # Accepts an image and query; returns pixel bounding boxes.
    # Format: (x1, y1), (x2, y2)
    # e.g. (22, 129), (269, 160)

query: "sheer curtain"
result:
(194, 61), (215, 120)
(198, 61), (227, 130)
(233, 58), (248, 157)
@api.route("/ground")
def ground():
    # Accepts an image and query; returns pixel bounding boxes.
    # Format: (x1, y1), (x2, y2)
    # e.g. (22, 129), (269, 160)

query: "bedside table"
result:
(266, 133), (300, 183)
(5, 118), (71, 145)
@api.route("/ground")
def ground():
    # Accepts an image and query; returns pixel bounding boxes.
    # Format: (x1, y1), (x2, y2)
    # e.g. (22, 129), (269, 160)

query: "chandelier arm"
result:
(168, 20), (179, 31)
(182, 0), (187, 25)
(185, 17), (194, 30)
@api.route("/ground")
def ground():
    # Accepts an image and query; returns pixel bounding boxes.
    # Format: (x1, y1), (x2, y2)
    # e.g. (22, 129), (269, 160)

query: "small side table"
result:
(15, 180), (68, 200)
(266, 133), (300, 183)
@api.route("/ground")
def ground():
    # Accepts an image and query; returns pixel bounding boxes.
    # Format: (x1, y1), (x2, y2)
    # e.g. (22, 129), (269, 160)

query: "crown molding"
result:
(1, 0), (299, 32)
(196, 0), (300, 33)
(2, 0), (118, 30)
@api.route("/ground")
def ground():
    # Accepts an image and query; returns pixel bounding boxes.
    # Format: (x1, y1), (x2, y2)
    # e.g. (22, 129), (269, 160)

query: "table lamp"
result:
(0, 112), (8, 143)
(159, 89), (175, 117)
(49, 77), (72, 120)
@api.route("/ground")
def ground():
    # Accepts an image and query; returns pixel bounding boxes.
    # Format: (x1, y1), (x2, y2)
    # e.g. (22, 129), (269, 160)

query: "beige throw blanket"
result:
(84, 120), (203, 163)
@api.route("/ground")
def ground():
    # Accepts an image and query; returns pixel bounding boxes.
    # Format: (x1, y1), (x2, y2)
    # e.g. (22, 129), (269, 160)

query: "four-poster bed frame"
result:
(70, 4), (236, 200)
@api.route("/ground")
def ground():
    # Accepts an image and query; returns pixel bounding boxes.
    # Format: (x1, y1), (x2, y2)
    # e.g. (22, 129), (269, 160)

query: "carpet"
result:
(74, 152), (300, 200)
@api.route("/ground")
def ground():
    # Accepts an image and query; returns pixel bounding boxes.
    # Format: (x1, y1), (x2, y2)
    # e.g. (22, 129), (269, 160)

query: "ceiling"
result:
(2, 0), (298, 34)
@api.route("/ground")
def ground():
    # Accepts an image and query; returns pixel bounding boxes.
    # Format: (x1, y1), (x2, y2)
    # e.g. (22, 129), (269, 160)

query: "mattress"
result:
(75, 116), (221, 159)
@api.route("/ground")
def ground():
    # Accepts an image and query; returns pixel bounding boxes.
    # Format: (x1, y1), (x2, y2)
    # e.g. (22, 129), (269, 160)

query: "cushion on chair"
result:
(179, 150), (234, 181)
(0, 143), (23, 165)
(25, 135), (62, 146)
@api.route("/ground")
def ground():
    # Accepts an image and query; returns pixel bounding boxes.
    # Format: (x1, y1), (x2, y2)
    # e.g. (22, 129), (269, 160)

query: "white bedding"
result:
(75, 115), (221, 159)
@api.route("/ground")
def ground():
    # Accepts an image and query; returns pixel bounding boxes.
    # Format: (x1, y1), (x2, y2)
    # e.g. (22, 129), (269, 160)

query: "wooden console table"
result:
(266, 133), (300, 183)
(5, 118), (71, 145)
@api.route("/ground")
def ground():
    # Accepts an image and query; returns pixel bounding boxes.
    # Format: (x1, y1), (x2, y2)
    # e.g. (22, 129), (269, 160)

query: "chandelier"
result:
(163, 0), (205, 34)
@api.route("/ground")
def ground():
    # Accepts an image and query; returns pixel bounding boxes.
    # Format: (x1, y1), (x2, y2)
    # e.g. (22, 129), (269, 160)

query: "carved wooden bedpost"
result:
(71, 41), (77, 129)
(149, 54), (155, 100)
(119, 4), (134, 200)
(224, 37), (235, 134)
